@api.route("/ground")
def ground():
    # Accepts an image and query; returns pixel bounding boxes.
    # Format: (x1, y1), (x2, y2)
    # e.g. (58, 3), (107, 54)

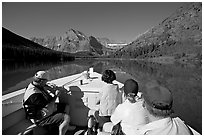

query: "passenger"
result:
(23, 71), (75, 135)
(136, 80), (193, 135)
(87, 70), (122, 134)
(109, 79), (148, 135)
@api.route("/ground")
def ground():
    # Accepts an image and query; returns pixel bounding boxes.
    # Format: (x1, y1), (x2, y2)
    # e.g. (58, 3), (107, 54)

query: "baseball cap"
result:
(142, 80), (173, 110)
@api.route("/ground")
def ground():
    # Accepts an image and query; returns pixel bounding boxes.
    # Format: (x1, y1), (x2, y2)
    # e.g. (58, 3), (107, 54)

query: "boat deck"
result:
(2, 71), (123, 135)
(2, 71), (200, 135)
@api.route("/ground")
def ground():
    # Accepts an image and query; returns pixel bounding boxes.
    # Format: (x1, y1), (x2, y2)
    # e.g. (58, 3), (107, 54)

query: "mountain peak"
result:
(64, 28), (87, 41)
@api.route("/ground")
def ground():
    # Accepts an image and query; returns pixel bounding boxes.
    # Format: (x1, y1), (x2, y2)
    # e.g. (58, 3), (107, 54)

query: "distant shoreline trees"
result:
(3, 44), (75, 62)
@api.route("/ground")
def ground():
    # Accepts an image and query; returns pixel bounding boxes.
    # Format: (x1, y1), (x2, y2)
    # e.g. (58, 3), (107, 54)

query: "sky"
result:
(2, 1), (187, 43)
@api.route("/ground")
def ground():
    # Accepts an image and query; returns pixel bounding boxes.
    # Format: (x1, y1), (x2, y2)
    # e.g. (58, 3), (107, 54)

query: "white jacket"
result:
(135, 117), (192, 135)
(111, 98), (148, 135)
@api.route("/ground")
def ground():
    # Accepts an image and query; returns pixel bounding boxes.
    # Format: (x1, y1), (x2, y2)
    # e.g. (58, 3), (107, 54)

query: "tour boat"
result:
(2, 68), (201, 135)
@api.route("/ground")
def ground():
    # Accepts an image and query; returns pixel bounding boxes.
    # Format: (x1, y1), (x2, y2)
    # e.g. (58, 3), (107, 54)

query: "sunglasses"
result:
(39, 78), (48, 81)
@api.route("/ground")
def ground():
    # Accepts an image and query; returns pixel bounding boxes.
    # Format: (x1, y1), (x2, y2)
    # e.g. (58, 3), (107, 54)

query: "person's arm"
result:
(27, 93), (54, 118)
(116, 85), (123, 104)
(44, 82), (58, 95)
(96, 91), (102, 105)
(44, 90), (61, 115)
(42, 104), (57, 116)
(119, 86), (126, 103)
(110, 104), (123, 125)
(43, 97), (58, 115)
(32, 91), (60, 117)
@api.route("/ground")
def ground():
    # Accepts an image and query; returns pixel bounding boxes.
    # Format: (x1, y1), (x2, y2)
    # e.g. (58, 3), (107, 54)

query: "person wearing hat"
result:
(107, 79), (148, 135)
(23, 71), (75, 135)
(136, 80), (193, 135)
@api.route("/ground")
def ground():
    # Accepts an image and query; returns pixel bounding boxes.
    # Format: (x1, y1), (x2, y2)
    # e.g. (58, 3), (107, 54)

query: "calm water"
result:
(2, 59), (202, 133)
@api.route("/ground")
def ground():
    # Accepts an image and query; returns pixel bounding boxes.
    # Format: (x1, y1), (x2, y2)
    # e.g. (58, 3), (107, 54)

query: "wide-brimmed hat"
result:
(142, 80), (173, 110)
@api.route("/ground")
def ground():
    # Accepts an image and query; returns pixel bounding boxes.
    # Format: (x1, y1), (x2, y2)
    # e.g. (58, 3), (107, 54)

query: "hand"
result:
(42, 102), (57, 117)
(55, 90), (61, 97)
(47, 82), (57, 89)
(119, 86), (124, 93)
(45, 83), (58, 94)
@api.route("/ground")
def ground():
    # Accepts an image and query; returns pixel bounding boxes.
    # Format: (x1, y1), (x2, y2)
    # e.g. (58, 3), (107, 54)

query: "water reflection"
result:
(2, 59), (97, 95)
(2, 59), (202, 133)
(110, 60), (202, 134)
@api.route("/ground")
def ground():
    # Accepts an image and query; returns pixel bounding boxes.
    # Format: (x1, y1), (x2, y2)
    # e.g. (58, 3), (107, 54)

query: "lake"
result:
(2, 59), (202, 134)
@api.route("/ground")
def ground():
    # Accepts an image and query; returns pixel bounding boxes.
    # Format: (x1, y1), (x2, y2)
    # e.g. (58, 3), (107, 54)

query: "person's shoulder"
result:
(114, 103), (124, 112)
(26, 83), (42, 94)
(117, 100), (129, 108)
(172, 117), (185, 124)
(26, 83), (34, 88)
(28, 93), (42, 98)
(102, 83), (117, 89)
(108, 83), (119, 89)
(25, 83), (35, 92)
(134, 98), (143, 106)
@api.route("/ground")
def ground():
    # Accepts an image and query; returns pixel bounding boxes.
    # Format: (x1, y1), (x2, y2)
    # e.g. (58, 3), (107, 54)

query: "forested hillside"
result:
(110, 2), (202, 62)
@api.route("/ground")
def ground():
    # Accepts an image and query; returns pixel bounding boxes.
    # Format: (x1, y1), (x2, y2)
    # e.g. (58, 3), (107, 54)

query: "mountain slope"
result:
(2, 27), (50, 50)
(2, 27), (75, 61)
(111, 2), (202, 62)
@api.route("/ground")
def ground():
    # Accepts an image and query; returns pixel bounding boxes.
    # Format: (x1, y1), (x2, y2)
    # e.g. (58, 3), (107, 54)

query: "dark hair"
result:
(143, 100), (174, 118)
(101, 70), (116, 84)
(124, 79), (139, 96)
(124, 79), (139, 103)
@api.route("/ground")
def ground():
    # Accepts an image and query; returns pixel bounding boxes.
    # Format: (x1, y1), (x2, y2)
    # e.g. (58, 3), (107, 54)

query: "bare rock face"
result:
(31, 29), (90, 53)
(111, 2), (202, 61)
(31, 29), (116, 56)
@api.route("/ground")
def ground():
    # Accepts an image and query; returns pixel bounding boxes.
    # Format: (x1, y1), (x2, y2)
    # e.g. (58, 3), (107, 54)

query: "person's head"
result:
(124, 79), (139, 103)
(101, 70), (116, 84)
(33, 71), (49, 86)
(142, 80), (173, 118)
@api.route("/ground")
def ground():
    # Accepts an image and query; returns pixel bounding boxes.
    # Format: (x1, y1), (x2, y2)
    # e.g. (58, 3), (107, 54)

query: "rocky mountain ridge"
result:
(31, 29), (125, 56)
